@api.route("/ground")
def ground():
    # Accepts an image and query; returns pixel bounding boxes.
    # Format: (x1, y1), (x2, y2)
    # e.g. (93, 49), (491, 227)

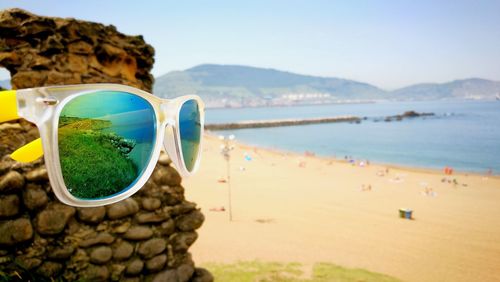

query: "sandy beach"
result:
(183, 134), (500, 282)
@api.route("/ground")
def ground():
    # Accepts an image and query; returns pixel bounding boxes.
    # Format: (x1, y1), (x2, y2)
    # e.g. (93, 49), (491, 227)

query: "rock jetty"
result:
(205, 116), (361, 130)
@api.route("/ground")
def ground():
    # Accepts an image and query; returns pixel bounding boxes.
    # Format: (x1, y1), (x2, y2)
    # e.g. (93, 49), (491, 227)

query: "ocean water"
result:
(207, 101), (500, 173)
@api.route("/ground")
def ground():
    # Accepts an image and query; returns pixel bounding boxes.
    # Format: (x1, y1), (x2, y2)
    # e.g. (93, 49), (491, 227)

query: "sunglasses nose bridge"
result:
(159, 101), (176, 126)
(159, 101), (181, 168)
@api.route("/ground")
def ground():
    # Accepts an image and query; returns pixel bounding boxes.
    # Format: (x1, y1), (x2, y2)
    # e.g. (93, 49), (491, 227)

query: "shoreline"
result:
(184, 134), (500, 282)
(204, 132), (499, 178)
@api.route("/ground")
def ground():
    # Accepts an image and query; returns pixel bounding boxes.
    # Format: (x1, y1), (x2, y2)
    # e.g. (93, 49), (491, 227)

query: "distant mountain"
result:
(154, 64), (500, 107)
(154, 64), (385, 107)
(389, 78), (500, 101)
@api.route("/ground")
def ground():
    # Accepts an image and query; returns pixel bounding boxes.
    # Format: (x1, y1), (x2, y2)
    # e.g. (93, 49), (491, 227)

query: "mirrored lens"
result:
(58, 91), (156, 200)
(179, 99), (201, 172)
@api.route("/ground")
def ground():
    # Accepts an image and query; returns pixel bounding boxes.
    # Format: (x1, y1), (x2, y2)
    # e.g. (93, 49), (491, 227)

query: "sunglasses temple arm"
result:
(0, 90), (20, 123)
(0, 90), (44, 162)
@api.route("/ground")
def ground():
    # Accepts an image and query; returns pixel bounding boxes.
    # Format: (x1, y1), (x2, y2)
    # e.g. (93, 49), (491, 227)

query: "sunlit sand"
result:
(184, 134), (500, 282)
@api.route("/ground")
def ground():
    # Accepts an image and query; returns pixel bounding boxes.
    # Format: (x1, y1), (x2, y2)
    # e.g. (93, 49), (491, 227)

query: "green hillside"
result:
(153, 64), (500, 107)
(390, 78), (500, 100)
(154, 64), (385, 107)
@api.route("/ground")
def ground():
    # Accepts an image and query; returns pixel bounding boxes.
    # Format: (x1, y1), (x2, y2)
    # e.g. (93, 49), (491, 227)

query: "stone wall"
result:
(0, 9), (212, 282)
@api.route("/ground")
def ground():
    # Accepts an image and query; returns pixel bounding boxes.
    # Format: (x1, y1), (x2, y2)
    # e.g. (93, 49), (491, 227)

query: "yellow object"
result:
(11, 138), (44, 162)
(0, 90), (19, 123)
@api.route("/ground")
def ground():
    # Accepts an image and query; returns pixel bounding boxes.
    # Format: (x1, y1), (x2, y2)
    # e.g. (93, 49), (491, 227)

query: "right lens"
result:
(58, 91), (156, 200)
(179, 99), (201, 172)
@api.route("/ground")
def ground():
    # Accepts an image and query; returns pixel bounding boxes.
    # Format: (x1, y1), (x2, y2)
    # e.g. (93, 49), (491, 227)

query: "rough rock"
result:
(113, 241), (134, 260)
(123, 226), (153, 241)
(35, 203), (75, 235)
(110, 263), (126, 281)
(0, 194), (20, 217)
(79, 232), (115, 248)
(25, 167), (48, 182)
(158, 219), (176, 236)
(176, 210), (205, 231)
(135, 211), (170, 224)
(171, 232), (198, 253)
(37, 261), (63, 277)
(0, 218), (33, 245)
(137, 238), (166, 259)
(0, 8), (154, 91)
(82, 264), (110, 281)
(90, 246), (113, 264)
(107, 198), (139, 220)
(122, 278), (141, 282)
(77, 206), (106, 224)
(0, 171), (25, 193)
(153, 269), (179, 282)
(177, 263), (195, 282)
(48, 245), (75, 260)
(22, 183), (48, 210)
(142, 197), (161, 211)
(146, 254), (167, 272)
(153, 166), (182, 186)
(158, 153), (172, 166)
(192, 267), (215, 282)
(126, 258), (144, 276)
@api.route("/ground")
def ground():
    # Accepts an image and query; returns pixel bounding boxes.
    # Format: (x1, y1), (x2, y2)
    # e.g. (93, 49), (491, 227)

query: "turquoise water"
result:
(207, 101), (500, 173)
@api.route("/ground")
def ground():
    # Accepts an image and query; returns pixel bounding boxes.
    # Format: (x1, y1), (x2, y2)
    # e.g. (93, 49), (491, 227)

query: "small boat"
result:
(496, 93), (500, 101)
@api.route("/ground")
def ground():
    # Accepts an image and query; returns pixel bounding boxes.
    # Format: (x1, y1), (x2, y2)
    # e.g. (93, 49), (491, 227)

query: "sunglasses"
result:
(0, 84), (204, 207)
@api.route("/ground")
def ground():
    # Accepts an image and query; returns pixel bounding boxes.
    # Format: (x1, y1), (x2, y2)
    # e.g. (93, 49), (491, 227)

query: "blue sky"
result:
(1, 0), (499, 89)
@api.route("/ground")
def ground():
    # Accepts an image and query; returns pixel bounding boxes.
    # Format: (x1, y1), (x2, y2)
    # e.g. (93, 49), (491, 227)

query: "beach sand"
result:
(183, 134), (500, 282)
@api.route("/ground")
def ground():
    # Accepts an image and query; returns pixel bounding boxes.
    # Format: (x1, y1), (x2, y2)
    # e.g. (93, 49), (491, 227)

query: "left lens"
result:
(58, 91), (156, 200)
(179, 99), (201, 172)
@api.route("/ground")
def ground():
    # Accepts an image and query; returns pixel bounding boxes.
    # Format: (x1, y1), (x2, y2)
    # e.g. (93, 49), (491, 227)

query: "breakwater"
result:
(205, 116), (361, 130)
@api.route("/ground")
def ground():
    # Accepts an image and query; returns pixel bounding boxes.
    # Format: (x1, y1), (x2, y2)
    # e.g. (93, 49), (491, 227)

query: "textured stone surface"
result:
(37, 261), (63, 277)
(176, 210), (205, 231)
(0, 171), (24, 192)
(90, 246), (113, 264)
(23, 183), (48, 210)
(25, 167), (48, 182)
(0, 8), (154, 91)
(82, 264), (110, 281)
(123, 226), (153, 241)
(146, 254), (167, 272)
(0, 218), (33, 245)
(126, 259), (144, 275)
(177, 263), (196, 282)
(107, 198), (139, 220)
(0, 194), (20, 217)
(153, 269), (179, 282)
(76, 206), (106, 224)
(142, 197), (162, 211)
(171, 232), (198, 253)
(113, 241), (134, 260)
(137, 238), (166, 259)
(0, 8), (209, 281)
(192, 268), (215, 282)
(153, 165), (182, 186)
(79, 232), (115, 248)
(35, 203), (75, 235)
(48, 245), (75, 260)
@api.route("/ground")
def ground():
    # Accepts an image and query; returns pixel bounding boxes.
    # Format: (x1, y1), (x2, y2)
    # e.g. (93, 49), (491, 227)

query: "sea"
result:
(207, 100), (500, 174)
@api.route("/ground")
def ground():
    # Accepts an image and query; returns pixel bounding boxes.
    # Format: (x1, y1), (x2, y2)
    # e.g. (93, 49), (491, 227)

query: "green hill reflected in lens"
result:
(58, 91), (156, 199)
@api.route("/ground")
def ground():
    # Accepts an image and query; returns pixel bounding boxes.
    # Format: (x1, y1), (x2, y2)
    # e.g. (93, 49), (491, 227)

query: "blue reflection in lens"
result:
(179, 99), (201, 172)
(58, 91), (156, 199)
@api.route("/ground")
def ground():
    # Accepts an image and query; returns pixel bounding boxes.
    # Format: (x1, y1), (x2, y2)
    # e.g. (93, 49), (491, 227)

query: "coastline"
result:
(184, 133), (500, 282)
(204, 132), (498, 177)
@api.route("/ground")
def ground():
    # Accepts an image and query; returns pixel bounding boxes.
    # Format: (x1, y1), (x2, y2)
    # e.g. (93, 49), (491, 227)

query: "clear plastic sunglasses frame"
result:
(2, 84), (204, 207)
